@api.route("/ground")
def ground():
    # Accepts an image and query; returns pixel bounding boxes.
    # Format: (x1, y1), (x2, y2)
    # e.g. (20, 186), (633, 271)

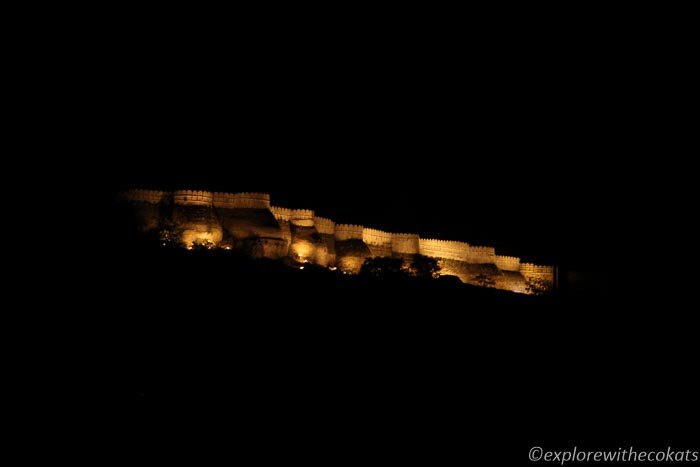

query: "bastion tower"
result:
(213, 192), (287, 258)
(334, 224), (372, 274)
(171, 190), (224, 246)
(270, 207), (329, 266)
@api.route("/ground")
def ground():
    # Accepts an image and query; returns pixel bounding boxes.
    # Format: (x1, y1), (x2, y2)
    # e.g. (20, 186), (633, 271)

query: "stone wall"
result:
(121, 189), (556, 293)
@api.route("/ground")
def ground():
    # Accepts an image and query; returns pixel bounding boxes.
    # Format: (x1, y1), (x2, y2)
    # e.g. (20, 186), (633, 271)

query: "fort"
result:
(120, 189), (555, 293)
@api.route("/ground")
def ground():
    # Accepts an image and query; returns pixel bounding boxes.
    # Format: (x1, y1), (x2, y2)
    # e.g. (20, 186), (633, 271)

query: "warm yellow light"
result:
(299, 266), (305, 270)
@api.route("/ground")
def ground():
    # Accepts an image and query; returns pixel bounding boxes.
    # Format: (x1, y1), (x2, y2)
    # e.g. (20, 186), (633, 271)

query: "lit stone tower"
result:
(363, 228), (393, 258)
(172, 190), (223, 246)
(334, 224), (371, 274)
(314, 216), (336, 266)
(287, 209), (329, 267)
(213, 192), (287, 258)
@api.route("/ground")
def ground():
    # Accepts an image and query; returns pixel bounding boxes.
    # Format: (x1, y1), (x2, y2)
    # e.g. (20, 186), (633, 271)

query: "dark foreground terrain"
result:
(70, 234), (694, 464)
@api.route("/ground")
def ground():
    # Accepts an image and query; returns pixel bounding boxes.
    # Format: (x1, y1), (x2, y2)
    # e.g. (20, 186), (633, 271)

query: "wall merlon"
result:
(289, 208), (315, 227)
(391, 232), (420, 254)
(363, 227), (393, 245)
(314, 216), (336, 234)
(173, 190), (213, 206)
(291, 209), (315, 220)
(520, 263), (555, 274)
(495, 255), (521, 272)
(419, 238), (471, 261)
(270, 206), (292, 221)
(335, 224), (365, 241)
(213, 192), (270, 209)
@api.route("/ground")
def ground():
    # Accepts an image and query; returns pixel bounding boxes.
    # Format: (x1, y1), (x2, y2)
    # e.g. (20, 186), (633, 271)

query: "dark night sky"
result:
(101, 7), (628, 271)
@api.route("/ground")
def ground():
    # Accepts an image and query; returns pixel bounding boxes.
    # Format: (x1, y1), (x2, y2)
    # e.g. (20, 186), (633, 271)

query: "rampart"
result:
(363, 228), (392, 246)
(391, 233), (420, 255)
(213, 192), (270, 209)
(290, 209), (315, 227)
(314, 216), (335, 235)
(270, 206), (292, 222)
(335, 224), (364, 241)
(418, 238), (470, 261)
(520, 263), (555, 282)
(467, 245), (496, 264)
(121, 188), (556, 293)
(495, 255), (521, 272)
(173, 190), (213, 206)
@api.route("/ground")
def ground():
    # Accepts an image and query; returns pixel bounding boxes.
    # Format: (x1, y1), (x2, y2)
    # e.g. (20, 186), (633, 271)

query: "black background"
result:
(97, 6), (633, 273)
(57, 5), (696, 463)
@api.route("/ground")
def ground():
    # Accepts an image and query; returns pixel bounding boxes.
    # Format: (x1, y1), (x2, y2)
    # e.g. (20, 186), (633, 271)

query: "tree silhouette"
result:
(408, 254), (441, 279)
(472, 273), (495, 288)
(360, 257), (405, 278)
(525, 277), (553, 295)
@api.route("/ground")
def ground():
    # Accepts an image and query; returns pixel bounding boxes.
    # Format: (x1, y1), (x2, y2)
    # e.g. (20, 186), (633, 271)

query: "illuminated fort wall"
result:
(363, 228), (393, 258)
(121, 189), (555, 292)
(172, 190), (223, 246)
(334, 224), (371, 273)
(314, 216), (336, 266)
(289, 209), (329, 266)
(212, 192), (286, 258)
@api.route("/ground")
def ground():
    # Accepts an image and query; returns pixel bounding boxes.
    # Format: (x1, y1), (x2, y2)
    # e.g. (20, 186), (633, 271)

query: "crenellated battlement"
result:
(314, 216), (335, 234)
(213, 192), (270, 209)
(419, 238), (470, 261)
(119, 189), (166, 204)
(290, 209), (315, 227)
(495, 255), (521, 272)
(212, 192), (235, 208)
(520, 263), (555, 276)
(363, 227), (393, 245)
(291, 209), (314, 220)
(173, 190), (213, 206)
(335, 224), (364, 241)
(270, 206), (292, 222)
(391, 233), (420, 254)
(467, 245), (496, 264)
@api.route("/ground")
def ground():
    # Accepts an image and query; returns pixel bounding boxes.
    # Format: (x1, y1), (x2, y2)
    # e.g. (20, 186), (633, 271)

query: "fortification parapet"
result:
(213, 192), (270, 209)
(466, 245), (496, 264)
(120, 189), (167, 204)
(173, 190), (213, 206)
(419, 238), (470, 261)
(495, 255), (521, 272)
(270, 206), (292, 222)
(363, 228), (392, 245)
(520, 263), (555, 279)
(314, 216), (335, 234)
(391, 233), (420, 254)
(212, 192), (236, 209)
(172, 191), (222, 245)
(291, 209), (315, 227)
(335, 224), (364, 241)
(122, 186), (557, 289)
